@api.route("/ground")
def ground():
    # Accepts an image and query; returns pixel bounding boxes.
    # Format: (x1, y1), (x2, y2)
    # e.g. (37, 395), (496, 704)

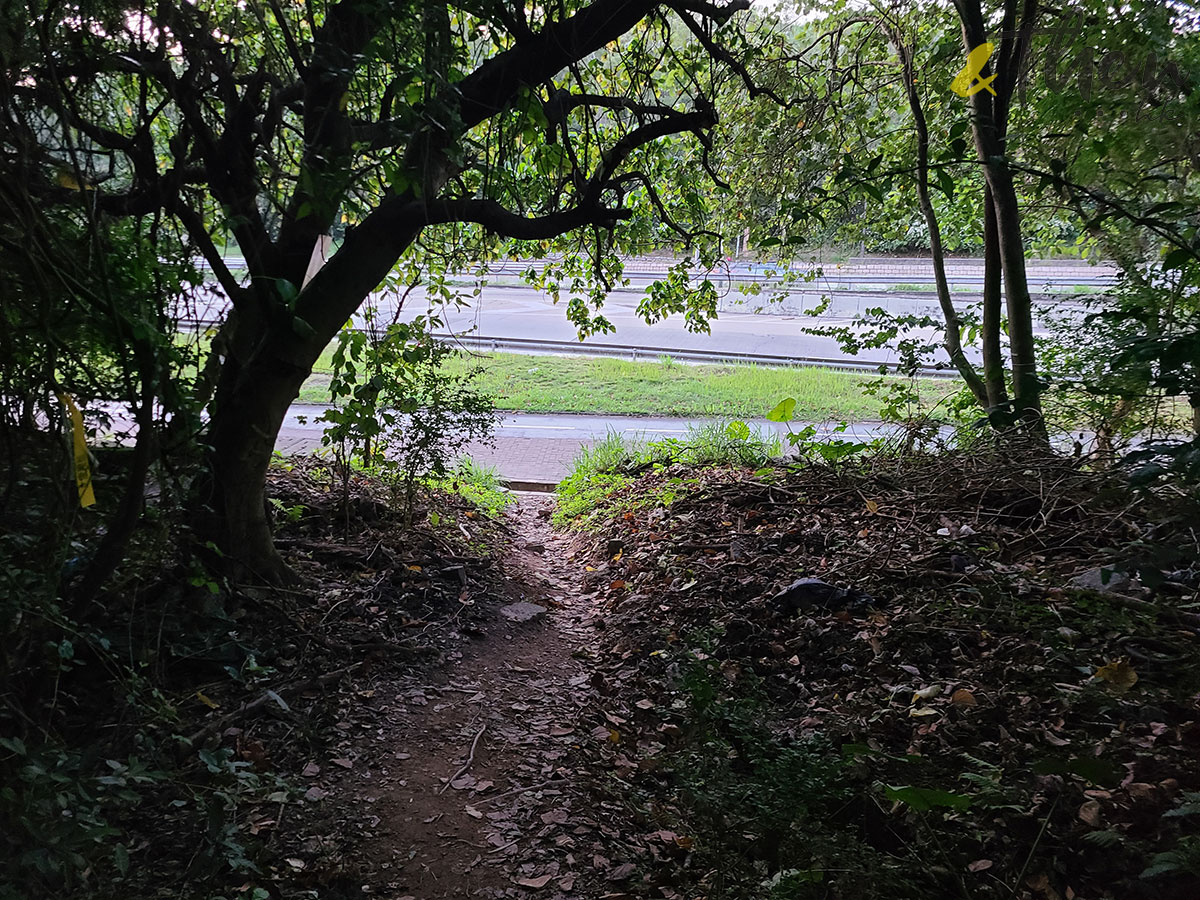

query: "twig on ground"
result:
(186, 663), (363, 747)
(473, 778), (563, 806)
(438, 723), (487, 794)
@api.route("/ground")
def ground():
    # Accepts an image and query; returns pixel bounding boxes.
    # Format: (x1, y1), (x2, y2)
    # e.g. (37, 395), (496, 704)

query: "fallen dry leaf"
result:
(1126, 783), (1158, 803)
(1078, 799), (1103, 828)
(514, 874), (553, 889)
(1094, 658), (1138, 692)
(951, 688), (978, 707)
(608, 862), (636, 881)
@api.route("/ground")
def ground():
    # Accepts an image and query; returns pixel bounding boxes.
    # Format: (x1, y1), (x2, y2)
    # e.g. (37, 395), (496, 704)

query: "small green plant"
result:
(379, 352), (498, 525)
(553, 433), (636, 527)
(427, 458), (514, 517)
(766, 396), (876, 462)
(1142, 836), (1200, 881)
(663, 420), (782, 466)
(318, 311), (498, 526)
(267, 498), (305, 524)
(554, 424), (781, 526)
(664, 647), (908, 899)
(1142, 793), (1200, 880)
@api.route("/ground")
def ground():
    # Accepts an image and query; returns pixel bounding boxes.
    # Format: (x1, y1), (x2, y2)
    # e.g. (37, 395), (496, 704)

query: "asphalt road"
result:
(280, 407), (894, 443)
(185, 256), (1113, 370)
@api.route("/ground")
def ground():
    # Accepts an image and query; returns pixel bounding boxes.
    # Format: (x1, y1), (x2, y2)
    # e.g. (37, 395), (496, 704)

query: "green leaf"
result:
(884, 784), (971, 812)
(1031, 756), (1120, 786)
(1162, 247), (1193, 270)
(726, 420), (751, 441)
(277, 279), (299, 307)
(0, 736), (27, 756)
(934, 167), (956, 200)
(113, 843), (130, 875)
(1082, 830), (1123, 848)
(291, 316), (316, 339)
(766, 397), (797, 422)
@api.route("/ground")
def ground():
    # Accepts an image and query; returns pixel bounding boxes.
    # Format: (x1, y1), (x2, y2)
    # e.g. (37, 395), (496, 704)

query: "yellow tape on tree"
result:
(57, 394), (96, 508)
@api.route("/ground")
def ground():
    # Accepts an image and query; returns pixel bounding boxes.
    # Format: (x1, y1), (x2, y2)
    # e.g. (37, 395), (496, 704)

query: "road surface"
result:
(184, 256), (1113, 371)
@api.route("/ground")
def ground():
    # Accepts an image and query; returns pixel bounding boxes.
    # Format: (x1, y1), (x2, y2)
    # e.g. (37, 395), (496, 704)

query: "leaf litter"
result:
(166, 452), (1200, 900)
(557, 450), (1200, 899)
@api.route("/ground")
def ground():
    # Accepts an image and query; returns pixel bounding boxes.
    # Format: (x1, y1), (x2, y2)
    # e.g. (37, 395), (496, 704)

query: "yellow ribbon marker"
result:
(57, 394), (96, 508)
(951, 43), (998, 97)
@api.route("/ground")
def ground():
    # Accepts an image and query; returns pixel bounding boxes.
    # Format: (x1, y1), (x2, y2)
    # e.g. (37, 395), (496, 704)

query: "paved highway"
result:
(280, 407), (895, 443)
(185, 255), (1111, 371)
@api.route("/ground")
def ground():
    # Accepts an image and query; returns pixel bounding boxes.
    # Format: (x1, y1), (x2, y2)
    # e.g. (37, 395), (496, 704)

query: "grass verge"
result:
(553, 425), (783, 528)
(297, 350), (952, 420)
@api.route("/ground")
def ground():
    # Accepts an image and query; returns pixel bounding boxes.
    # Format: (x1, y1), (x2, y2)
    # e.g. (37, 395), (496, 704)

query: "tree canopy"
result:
(5, 0), (761, 577)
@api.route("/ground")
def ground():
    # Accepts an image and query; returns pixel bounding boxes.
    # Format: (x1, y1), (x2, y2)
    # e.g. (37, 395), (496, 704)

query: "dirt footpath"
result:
(301, 495), (639, 900)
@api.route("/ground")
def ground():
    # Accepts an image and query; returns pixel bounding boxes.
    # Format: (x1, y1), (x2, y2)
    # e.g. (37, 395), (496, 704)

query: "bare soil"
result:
(286, 495), (638, 899)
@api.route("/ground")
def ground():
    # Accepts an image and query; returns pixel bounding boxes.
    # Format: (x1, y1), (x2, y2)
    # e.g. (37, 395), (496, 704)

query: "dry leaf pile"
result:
(563, 451), (1200, 899)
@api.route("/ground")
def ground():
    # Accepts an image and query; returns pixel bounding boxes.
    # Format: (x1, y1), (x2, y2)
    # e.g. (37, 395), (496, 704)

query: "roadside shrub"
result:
(554, 423), (783, 526)
(317, 313), (499, 524)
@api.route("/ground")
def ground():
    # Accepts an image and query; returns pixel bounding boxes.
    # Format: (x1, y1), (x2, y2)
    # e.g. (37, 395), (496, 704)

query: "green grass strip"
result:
(297, 350), (953, 420)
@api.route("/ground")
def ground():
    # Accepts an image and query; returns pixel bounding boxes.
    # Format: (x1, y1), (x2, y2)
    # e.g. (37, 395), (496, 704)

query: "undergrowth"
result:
(569, 451), (1200, 899)
(661, 647), (921, 899)
(425, 457), (514, 517)
(554, 424), (783, 527)
(0, 452), (509, 900)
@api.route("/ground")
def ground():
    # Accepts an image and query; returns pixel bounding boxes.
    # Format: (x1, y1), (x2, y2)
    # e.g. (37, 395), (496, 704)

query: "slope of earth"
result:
(558, 451), (1200, 900)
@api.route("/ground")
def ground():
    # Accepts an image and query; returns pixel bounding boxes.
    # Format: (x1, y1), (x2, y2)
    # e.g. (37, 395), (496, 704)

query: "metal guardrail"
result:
(177, 316), (954, 377)
(196, 256), (1119, 287)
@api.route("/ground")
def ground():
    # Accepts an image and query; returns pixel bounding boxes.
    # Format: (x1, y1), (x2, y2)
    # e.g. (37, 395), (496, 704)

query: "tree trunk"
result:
(204, 211), (431, 580)
(207, 346), (311, 583)
(958, 0), (1047, 440)
(983, 164), (1046, 437)
(981, 187), (1009, 411)
(888, 25), (988, 407)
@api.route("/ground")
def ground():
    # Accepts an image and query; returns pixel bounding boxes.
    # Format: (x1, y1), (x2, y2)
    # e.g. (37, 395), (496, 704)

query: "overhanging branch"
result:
(407, 198), (631, 238)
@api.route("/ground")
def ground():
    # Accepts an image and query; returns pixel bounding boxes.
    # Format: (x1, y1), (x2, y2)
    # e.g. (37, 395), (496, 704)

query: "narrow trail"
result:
(316, 495), (628, 899)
